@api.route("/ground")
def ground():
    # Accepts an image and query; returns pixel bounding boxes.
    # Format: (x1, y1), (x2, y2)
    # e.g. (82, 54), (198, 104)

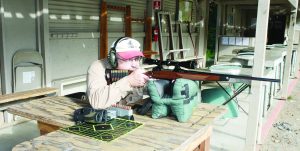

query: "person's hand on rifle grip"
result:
(127, 69), (149, 87)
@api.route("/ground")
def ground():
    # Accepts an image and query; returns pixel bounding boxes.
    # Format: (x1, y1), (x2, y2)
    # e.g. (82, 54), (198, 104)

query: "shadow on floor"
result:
(0, 120), (40, 151)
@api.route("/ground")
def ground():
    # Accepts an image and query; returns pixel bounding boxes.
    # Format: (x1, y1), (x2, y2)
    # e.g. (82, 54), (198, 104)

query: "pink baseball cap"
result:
(112, 37), (144, 60)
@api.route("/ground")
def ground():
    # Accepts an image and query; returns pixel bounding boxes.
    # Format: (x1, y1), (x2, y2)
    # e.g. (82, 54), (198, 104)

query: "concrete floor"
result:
(210, 74), (299, 150)
(0, 120), (40, 151)
(259, 79), (300, 151)
(210, 89), (251, 151)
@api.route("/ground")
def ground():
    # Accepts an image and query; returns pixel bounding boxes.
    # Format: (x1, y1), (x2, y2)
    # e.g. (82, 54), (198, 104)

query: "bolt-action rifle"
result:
(105, 58), (280, 117)
(105, 58), (280, 84)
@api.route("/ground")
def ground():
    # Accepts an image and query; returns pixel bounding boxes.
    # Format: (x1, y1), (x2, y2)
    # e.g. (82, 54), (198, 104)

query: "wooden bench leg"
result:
(192, 126), (212, 151)
(200, 136), (210, 151)
(37, 121), (60, 135)
(193, 136), (210, 151)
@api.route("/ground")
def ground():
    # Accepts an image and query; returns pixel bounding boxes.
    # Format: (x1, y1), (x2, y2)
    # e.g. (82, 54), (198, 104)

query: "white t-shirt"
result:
(87, 59), (143, 109)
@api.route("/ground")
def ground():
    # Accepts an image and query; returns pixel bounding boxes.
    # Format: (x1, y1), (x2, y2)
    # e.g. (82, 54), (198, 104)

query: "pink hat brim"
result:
(117, 51), (144, 60)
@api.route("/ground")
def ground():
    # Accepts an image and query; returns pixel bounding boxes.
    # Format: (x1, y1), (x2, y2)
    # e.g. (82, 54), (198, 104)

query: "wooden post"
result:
(196, 0), (209, 67)
(178, 23), (184, 59)
(39, 0), (50, 88)
(214, 3), (223, 64)
(166, 14), (174, 60)
(295, 32), (300, 76)
(245, 0), (270, 150)
(281, 9), (298, 99)
(142, 0), (158, 58)
(125, 5), (132, 37)
(156, 12), (174, 60)
(38, 121), (60, 135)
(100, 1), (108, 59)
(144, 15), (153, 58)
(156, 12), (164, 61)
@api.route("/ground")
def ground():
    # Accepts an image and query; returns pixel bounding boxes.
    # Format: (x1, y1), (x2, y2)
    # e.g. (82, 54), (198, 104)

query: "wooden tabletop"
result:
(9, 96), (226, 151)
(0, 87), (57, 104)
(7, 96), (89, 127)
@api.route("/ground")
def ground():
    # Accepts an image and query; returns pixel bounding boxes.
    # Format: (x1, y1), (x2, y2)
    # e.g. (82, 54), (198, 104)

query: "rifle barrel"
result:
(187, 69), (280, 82)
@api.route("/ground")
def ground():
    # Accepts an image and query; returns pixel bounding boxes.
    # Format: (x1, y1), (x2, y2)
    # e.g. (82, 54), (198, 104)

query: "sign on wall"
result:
(153, 0), (162, 10)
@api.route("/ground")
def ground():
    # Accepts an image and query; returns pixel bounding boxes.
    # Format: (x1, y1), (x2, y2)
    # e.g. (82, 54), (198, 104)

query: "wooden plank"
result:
(143, 2), (157, 59)
(245, 0), (270, 150)
(125, 5), (132, 37)
(282, 11), (298, 99)
(13, 127), (209, 151)
(155, 12), (164, 61)
(144, 15), (153, 58)
(11, 97), (225, 150)
(178, 23), (184, 59)
(107, 5), (126, 11)
(197, 0), (209, 67)
(166, 14), (174, 60)
(38, 121), (60, 135)
(295, 34), (300, 75)
(9, 96), (225, 151)
(131, 18), (144, 23)
(143, 51), (158, 58)
(7, 96), (89, 127)
(0, 87), (57, 104)
(100, 3), (131, 58)
(100, 1), (108, 59)
(8, 96), (225, 128)
(178, 126), (212, 151)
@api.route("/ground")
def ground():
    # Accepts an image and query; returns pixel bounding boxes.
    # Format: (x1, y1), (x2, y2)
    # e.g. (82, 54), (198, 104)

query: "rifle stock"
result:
(145, 70), (226, 81)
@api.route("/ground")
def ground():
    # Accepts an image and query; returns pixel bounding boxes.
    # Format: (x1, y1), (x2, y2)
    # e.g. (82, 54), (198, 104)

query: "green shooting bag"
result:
(147, 78), (200, 122)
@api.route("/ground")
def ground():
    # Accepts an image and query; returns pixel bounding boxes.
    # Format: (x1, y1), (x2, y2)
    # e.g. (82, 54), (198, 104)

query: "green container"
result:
(201, 87), (239, 118)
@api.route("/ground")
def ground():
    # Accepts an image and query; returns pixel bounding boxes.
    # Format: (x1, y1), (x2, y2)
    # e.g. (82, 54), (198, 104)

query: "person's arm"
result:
(87, 60), (133, 109)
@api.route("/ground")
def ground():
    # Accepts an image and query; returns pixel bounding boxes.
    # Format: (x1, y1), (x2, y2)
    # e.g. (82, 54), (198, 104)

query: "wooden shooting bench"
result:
(9, 96), (226, 151)
(0, 88), (57, 105)
(0, 88), (57, 126)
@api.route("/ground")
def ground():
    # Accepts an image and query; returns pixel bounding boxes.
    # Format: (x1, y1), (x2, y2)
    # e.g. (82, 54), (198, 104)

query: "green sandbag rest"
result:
(147, 78), (200, 122)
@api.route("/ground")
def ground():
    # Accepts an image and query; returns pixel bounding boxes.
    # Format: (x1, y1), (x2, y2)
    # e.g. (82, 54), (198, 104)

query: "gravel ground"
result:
(259, 79), (300, 151)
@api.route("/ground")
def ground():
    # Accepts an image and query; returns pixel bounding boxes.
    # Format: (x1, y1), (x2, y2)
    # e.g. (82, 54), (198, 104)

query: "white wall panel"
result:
(49, 38), (98, 80)
(1, 0), (37, 94)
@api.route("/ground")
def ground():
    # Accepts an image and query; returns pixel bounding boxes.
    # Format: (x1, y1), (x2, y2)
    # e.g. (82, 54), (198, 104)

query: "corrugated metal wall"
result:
(48, 0), (147, 33)
(163, 0), (176, 18)
(48, 0), (197, 33)
(49, 0), (100, 32)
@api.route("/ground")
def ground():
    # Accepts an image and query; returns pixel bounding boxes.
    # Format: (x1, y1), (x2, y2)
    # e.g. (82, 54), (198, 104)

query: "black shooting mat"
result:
(61, 118), (143, 142)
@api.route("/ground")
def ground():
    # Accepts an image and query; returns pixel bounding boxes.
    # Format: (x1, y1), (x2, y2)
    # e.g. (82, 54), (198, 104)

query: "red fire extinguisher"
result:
(152, 26), (159, 42)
